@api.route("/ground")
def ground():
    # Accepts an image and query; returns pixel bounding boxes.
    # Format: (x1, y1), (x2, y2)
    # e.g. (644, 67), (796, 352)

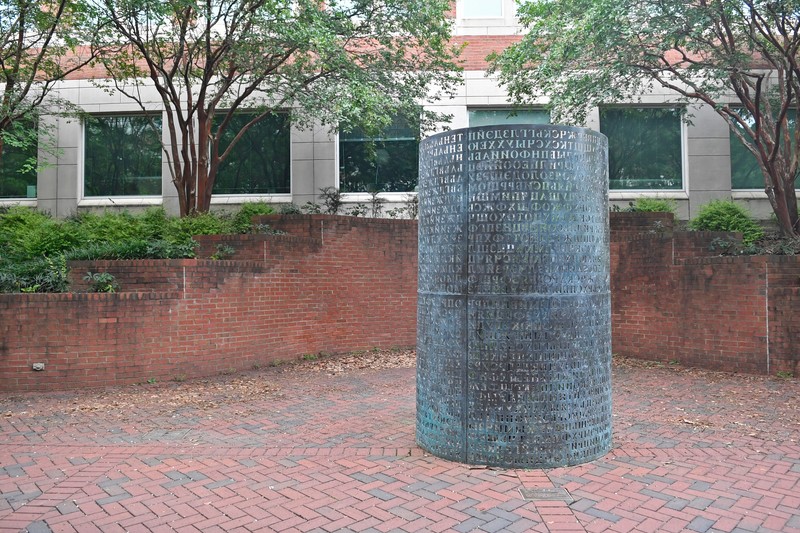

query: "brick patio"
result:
(1, 356), (798, 532)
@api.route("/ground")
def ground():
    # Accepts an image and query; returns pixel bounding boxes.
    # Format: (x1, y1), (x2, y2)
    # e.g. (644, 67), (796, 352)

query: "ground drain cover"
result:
(519, 487), (574, 503)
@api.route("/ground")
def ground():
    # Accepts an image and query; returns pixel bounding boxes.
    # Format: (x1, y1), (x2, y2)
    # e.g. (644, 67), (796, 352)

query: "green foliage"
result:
(689, 200), (765, 245)
(163, 213), (234, 244)
(96, 0), (460, 214)
(83, 271), (119, 293)
(387, 194), (420, 219)
(231, 202), (274, 234)
(141, 239), (197, 259)
(0, 1), (99, 179)
(210, 245), (236, 261)
(0, 255), (69, 293)
(627, 198), (678, 214)
(0, 206), (245, 292)
(279, 203), (302, 215)
(368, 191), (385, 218)
(346, 203), (368, 217)
(0, 206), (77, 261)
(491, 0), (800, 237)
(301, 202), (322, 214)
(318, 187), (343, 215)
(65, 239), (195, 261)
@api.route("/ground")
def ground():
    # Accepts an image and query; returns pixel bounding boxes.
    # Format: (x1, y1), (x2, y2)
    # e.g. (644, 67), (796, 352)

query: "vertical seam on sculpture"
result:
(765, 260), (770, 374)
(463, 138), (470, 463)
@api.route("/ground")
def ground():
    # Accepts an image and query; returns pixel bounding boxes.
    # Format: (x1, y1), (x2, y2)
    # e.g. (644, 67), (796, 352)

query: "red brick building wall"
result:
(1, 213), (797, 392)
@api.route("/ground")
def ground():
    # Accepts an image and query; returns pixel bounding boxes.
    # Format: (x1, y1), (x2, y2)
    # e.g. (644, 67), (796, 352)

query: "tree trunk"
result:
(767, 172), (800, 238)
(194, 110), (212, 214)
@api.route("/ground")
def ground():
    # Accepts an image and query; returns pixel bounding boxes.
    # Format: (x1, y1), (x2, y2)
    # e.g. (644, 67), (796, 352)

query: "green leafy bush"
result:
(65, 211), (144, 244)
(628, 198), (677, 213)
(83, 272), (120, 293)
(0, 205), (284, 293)
(0, 255), (69, 293)
(279, 203), (301, 214)
(231, 202), (274, 233)
(164, 212), (234, 244)
(0, 207), (78, 261)
(0, 206), (235, 292)
(689, 200), (764, 245)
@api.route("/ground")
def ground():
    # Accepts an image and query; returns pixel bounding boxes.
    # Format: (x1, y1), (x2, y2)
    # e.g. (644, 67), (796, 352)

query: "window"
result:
(214, 112), (291, 195)
(461, 0), (503, 18)
(84, 114), (162, 197)
(600, 107), (683, 190)
(730, 111), (800, 190)
(469, 108), (550, 127)
(0, 124), (37, 199)
(339, 115), (419, 193)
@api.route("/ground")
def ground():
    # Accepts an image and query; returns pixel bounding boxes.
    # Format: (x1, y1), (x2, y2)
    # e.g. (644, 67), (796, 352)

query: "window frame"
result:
(336, 115), (421, 199)
(467, 107), (551, 127)
(600, 105), (689, 197)
(0, 118), (39, 202)
(78, 111), (164, 207)
(459, 0), (504, 19)
(210, 109), (293, 202)
(729, 108), (799, 193)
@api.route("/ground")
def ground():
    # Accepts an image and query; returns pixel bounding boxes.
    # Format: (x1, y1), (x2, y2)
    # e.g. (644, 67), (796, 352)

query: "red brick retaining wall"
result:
(0, 215), (417, 392)
(611, 215), (799, 376)
(0, 213), (797, 392)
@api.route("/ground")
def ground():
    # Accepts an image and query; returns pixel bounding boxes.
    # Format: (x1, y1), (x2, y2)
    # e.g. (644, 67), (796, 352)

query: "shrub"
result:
(163, 212), (234, 244)
(318, 186), (342, 214)
(138, 207), (170, 240)
(628, 198), (677, 213)
(0, 207), (78, 261)
(65, 211), (144, 244)
(689, 200), (764, 245)
(231, 202), (274, 233)
(0, 255), (69, 293)
(0, 207), (233, 292)
(83, 272), (119, 293)
(279, 203), (301, 214)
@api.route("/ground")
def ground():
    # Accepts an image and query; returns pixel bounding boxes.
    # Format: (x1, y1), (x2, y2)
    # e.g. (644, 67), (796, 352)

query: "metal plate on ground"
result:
(519, 487), (574, 503)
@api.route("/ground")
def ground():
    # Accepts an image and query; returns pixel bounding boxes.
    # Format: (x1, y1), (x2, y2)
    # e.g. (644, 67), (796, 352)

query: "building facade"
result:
(0, 0), (777, 220)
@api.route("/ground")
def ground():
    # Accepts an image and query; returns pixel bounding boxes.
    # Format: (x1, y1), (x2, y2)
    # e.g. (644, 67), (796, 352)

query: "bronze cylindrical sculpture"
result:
(416, 124), (611, 468)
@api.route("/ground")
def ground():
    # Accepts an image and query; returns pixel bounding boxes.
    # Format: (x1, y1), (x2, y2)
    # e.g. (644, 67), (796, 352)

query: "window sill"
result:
(609, 191), (688, 200)
(211, 194), (292, 205)
(0, 199), (36, 206)
(78, 197), (163, 207)
(340, 192), (417, 202)
(732, 190), (768, 199)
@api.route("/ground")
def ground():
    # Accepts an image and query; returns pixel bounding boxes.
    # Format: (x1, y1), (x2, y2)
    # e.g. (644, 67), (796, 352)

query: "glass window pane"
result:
(468, 108), (550, 127)
(730, 111), (800, 189)
(339, 115), (419, 193)
(730, 138), (763, 189)
(462, 0), (503, 18)
(214, 112), (291, 195)
(600, 107), (683, 190)
(0, 124), (37, 199)
(84, 115), (162, 197)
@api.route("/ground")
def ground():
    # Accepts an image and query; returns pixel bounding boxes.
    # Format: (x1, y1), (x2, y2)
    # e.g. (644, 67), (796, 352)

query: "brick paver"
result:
(1, 358), (798, 532)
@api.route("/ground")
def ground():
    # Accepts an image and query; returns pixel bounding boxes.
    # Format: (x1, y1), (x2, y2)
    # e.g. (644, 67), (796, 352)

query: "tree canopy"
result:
(95, 0), (460, 215)
(0, 0), (98, 178)
(492, 0), (800, 237)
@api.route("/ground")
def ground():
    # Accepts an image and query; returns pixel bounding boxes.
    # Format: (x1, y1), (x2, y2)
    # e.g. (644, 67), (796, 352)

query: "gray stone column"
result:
(416, 124), (611, 468)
